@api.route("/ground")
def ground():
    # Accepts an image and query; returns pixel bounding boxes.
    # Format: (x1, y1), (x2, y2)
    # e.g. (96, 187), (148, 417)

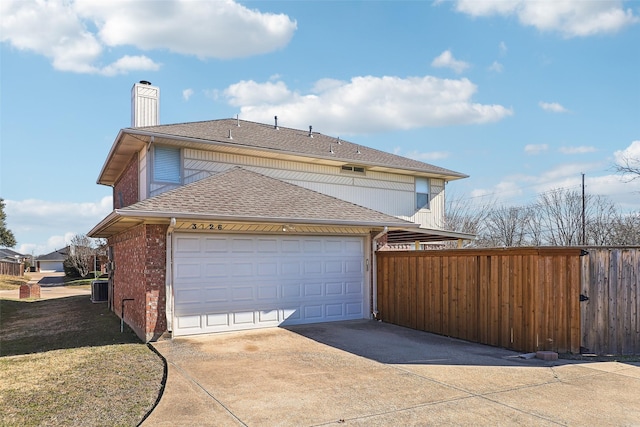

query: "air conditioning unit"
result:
(91, 280), (109, 303)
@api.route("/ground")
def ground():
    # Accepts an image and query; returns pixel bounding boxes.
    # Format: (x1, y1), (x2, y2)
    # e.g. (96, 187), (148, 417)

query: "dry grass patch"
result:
(0, 275), (29, 290)
(0, 296), (165, 426)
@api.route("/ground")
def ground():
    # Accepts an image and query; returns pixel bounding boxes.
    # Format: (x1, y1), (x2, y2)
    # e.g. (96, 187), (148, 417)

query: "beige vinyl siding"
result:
(400, 178), (445, 229)
(146, 147), (445, 229)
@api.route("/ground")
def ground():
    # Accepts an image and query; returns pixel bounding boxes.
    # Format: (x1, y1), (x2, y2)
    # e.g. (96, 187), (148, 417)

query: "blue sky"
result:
(1, 0), (639, 256)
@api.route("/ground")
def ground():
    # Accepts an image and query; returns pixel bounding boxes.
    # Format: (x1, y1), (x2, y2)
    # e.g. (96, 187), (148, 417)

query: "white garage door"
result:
(172, 234), (367, 336)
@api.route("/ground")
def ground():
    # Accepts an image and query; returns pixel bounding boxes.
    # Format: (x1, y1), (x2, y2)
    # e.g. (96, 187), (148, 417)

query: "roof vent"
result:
(336, 137), (342, 145)
(329, 144), (334, 154)
(356, 146), (361, 154)
(139, 80), (151, 85)
(274, 116), (279, 130)
(228, 129), (233, 139)
(236, 114), (240, 127)
(308, 125), (313, 138)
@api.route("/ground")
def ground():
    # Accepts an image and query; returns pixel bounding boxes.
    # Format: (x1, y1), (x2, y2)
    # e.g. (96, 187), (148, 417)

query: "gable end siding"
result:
(145, 148), (443, 228)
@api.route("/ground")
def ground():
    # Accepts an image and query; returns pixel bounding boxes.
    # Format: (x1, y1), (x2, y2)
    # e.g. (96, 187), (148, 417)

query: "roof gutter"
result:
(165, 218), (176, 335)
(110, 209), (420, 228)
(371, 226), (389, 319)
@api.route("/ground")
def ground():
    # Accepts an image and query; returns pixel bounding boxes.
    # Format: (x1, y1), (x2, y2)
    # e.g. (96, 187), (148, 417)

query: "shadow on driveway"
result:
(283, 320), (559, 367)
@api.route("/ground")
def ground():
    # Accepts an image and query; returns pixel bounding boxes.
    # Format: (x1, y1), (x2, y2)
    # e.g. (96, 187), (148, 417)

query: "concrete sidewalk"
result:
(144, 321), (640, 426)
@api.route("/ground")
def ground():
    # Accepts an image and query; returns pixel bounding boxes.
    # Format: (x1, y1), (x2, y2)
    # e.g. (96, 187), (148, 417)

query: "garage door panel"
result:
(326, 282), (344, 296)
(175, 236), (201, 253)
(231, 239), (254, 252)
(324, 240), (342, 253)
(203, 263), (228, 277)
(176, 263), (201, 279)
(257, 239), (278, 252)
(281, 239), (301, 252)
(346, 302), (363, 315)
(173, 234), (367, 336)
(304, 283), (323, 297)
(257, 284), (278, 299)
(203, 287), (228, 302)
(281, 262), (301, 275)
(258, 262), (278, 276)
(203, 237), (228, 252)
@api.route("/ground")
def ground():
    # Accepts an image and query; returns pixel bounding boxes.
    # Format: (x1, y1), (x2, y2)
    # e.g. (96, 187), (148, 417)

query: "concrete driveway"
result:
(0, 272), (91, 300)
(145, 320), (640, 426)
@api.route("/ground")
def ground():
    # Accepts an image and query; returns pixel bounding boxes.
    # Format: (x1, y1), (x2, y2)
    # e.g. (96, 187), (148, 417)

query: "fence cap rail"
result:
(376, 246), (586, 257)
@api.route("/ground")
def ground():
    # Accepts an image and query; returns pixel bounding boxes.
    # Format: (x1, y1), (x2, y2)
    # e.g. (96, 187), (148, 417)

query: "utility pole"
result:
(581, 173), (586, 245)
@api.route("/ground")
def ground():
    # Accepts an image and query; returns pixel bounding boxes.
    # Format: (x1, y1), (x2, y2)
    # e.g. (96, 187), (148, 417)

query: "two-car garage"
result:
(171, 233), (368, 337)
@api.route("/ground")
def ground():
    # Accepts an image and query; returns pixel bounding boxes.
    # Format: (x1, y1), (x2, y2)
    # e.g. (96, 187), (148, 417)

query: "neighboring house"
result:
(0, 248), (26, 263)
(89, 81), (474, 341)
(36, 247), (69, 272)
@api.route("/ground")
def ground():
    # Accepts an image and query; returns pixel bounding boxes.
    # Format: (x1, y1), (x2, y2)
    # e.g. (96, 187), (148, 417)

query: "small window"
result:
(153, 146), (181, 183)
(341, 165), (366, 174)
(416, 177), (430, 209)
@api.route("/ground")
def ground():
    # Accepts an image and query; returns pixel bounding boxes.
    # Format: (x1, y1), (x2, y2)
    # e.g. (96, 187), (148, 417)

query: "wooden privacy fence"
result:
(0, 260), (24, 276)
(376, 248), (584, 354)
(581, 248), (640, 355)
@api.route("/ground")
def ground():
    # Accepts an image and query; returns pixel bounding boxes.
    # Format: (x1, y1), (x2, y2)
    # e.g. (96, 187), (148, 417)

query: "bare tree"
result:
(585, 196), (618, 245)
(67, 234), (97, 278)
(524, 205), (544, 246)
(483, 205), (532, 247)
(615, 154), (640, 181)
(608, 211), (640, 245)
(443, 195), (494, 235)
(442, 195), (495, 248)
(537, 189), (585, 246)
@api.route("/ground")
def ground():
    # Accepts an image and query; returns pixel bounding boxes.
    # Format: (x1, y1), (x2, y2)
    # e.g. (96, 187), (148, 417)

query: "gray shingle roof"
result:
(120, 167), (414, 226)
(133, 118), (467, 178)
(36, 247), (69, 261)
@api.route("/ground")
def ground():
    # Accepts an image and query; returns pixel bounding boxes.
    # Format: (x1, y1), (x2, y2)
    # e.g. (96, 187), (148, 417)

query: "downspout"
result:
(165, 218), (176, 335)
(371, 226), (388, 320)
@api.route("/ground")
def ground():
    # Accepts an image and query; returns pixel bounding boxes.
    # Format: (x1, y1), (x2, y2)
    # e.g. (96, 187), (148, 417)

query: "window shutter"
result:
(154, 146), (181, 183)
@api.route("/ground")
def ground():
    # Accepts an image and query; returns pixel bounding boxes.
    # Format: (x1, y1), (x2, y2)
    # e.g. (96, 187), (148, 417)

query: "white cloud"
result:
(100, 55), (160, 76)
(524, 144), (549, 155)
(431, 50), (470, 74)
(499, 41), (508, 55)
(182, 88), (194, 101)
(539, 101), (569, 113)
(470, 155), (640, 211)
(559, 146), (597, 154)
(5, 196), (112, 255)
(225, 76), (513, 135)
(225, 80), (295, 107)
(488, 61), (504, 73)
(1, 0), (296, 74)
(452, 0), (639, 37)
(614, 140), (640, 164)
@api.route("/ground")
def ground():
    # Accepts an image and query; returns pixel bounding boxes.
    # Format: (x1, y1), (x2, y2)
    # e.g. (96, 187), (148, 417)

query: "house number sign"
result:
(190, 223), (224, 230)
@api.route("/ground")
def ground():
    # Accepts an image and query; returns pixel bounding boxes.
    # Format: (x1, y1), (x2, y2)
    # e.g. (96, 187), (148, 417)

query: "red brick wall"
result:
(109, 223), (168, 341)
(113, 152), (139, 209)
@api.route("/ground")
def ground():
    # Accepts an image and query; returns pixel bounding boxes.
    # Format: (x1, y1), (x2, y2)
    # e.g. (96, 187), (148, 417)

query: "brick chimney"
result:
(131, 81), (159, 127)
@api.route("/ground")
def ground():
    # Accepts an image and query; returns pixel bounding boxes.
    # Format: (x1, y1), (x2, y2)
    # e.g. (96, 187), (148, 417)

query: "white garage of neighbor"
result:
(171, 233), (367, 336)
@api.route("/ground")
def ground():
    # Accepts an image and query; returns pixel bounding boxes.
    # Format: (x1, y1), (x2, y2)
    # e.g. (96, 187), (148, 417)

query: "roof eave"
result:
(103, 128), (469, 181)
(116, 209), (419, 228)
(87, 208), (420, 239)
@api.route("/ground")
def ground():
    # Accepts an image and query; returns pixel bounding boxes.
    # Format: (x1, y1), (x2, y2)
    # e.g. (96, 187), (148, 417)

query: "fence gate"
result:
(581, 248), (640, 355)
